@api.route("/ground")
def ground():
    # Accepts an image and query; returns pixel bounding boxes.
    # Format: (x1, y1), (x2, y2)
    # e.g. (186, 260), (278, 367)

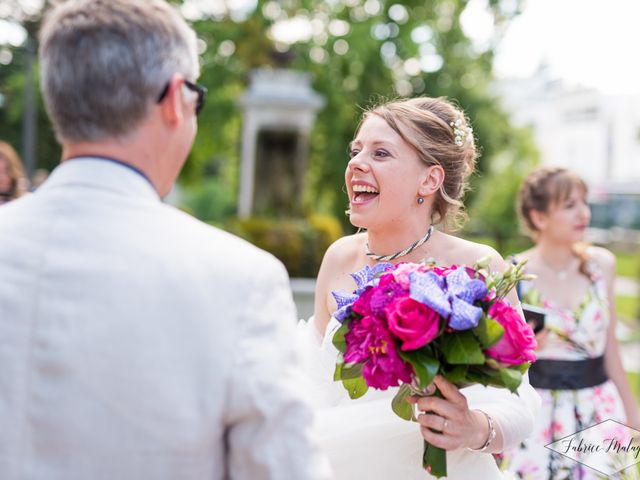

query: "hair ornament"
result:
(450, 117), (472, 146)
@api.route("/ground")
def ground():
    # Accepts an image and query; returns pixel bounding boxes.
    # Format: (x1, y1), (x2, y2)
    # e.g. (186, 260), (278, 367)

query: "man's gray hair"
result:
(39, 0), (199, 142)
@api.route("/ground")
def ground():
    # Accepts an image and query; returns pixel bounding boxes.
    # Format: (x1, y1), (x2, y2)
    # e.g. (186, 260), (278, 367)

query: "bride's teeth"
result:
(352, 185), (379, 193)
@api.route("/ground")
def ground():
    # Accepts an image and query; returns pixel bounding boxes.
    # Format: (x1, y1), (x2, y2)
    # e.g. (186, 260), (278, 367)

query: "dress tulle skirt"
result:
(298, 319), (504, 480)
(314, 392), (504, 479)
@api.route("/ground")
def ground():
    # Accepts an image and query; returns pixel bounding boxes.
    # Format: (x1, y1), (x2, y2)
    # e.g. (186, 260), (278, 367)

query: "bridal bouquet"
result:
(331, 257), (537, 478)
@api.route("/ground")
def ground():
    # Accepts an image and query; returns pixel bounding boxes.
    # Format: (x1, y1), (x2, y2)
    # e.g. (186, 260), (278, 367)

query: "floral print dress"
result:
(501, 262), (633, 480)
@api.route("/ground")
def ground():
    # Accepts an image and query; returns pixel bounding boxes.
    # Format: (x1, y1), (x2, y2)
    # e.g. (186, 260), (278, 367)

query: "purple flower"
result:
(409, 267), (488, 330)
(331, 262), (393, 322)
(369, 275), (405, 317)
(351, 263), (394, 293)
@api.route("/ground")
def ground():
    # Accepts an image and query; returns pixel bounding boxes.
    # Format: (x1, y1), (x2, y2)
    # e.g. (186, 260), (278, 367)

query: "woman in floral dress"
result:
(502, 167), (640, 479)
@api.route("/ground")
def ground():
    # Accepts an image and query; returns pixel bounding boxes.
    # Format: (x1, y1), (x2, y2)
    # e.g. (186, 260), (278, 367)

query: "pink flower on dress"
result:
(542, 421), (563, 443)
(485, 300), (537, 365)
(386, 297), (441, 351)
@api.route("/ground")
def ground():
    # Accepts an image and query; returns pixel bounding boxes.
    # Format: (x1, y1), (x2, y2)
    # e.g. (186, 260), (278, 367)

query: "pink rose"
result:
(432, 265), (454, 276)
(485, 300), (537, 365)
(386, 297), (441, 351)
(392, 263), (426, 289)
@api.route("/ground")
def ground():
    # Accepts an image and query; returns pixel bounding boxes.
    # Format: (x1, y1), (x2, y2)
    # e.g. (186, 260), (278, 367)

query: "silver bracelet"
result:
(468, 410), (496, 452)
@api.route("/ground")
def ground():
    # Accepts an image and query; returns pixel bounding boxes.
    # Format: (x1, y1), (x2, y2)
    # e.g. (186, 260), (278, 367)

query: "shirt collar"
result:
(38, 156), (161, 201)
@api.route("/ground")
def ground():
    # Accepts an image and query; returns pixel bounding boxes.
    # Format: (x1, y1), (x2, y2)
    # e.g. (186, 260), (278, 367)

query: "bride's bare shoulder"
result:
(314, 233), (365, 331)
(440, 233), (506, 269)
(321, 232), (366, 268)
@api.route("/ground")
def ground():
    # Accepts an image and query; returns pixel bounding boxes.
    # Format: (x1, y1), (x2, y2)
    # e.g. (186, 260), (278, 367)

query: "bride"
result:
(299, 96), (541, 479)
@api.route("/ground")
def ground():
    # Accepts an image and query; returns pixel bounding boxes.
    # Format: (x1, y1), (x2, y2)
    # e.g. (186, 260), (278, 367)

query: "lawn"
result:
(617, 295), (640, 322)
(629, 371), (640, 402)
(614, 249), (640, 278)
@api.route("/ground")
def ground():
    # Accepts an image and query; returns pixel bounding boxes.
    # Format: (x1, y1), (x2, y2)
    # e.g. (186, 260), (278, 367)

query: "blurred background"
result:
(1, 0), (639, 386)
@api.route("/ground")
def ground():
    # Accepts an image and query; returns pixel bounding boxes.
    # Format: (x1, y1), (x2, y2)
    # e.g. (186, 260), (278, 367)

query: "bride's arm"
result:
(470, 252), (541, 452)
(313, 237), (352, 336)
(312, 258), (333, 337)
(464, 371), (540, 452)
(415, 248), (540, 453)
(412, 373), (540, 453)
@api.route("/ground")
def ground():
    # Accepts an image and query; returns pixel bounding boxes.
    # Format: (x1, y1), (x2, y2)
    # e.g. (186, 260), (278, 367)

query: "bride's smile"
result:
(345, 115), (431, 235)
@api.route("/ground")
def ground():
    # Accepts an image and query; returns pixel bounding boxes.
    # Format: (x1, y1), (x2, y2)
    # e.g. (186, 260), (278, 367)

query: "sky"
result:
(2, 0), (640, 95)
(491, 0), (640, 95)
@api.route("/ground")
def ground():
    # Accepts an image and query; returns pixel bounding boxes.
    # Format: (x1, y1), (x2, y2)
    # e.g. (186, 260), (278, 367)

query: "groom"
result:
(0, 1), (330, 479)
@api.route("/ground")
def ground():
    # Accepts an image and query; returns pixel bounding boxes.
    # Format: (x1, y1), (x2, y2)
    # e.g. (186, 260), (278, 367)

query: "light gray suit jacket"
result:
(0, 158), (330, 480)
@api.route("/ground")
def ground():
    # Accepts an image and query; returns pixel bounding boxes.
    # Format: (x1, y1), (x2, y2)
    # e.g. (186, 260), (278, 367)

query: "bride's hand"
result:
(407, 376), (489, 451)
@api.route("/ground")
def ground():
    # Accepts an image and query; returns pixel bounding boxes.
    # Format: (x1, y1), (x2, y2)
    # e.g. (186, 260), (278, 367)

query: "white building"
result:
(496, 66), (640, 193)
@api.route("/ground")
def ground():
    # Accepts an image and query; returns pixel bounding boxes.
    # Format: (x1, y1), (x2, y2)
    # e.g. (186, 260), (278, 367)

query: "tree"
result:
(182, 0), (534, 229)
(1, 0), (535, 235)
(467, 125), (539, 253)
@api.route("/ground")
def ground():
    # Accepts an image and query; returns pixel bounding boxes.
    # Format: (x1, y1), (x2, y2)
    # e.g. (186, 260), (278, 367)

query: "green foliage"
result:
(439, 331), (485, 365)
(1, 0), (532, 232)
(181, 177), (236, 225)
(467, 125), (539, 252)
(0, 44), (60, 173)
(399, 348), (440, 388)
(332, 322), (348, 353)
(627, 371), (640, 404)
(466, 363), (525, 393)
(424, 440), (447, 478)
(616, 295), (640, 322)
(614, 249), (640, 278)
(342, 376), (369, 399)
(473, 314), (504, 348)
(225, 214), (343, 277)
(391, 384), (415, 421)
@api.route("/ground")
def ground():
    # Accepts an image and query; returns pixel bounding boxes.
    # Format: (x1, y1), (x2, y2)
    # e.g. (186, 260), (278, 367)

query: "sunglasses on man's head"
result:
(157, 80), (207, 116)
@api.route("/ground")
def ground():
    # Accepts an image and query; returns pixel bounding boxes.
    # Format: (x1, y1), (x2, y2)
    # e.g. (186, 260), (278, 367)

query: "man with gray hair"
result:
(0, 1), (330, 479)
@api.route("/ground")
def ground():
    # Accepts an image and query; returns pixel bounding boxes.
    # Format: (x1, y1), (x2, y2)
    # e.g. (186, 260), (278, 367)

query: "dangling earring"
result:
(417, 197), (424, 205)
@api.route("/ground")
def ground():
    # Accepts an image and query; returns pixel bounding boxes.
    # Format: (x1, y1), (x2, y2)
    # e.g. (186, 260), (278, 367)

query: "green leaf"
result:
(342, 376), (369, 399)
(466, 365), (506, 388)
(391, 384), (415, 421)
(399, 349), (440, 389)
(331, 323), (348, 353)
(333, 362), (342, 382)
(340, 362), (363, 380)
(499, 367), (523, 394)
(442, 365), (468, 385)
(423, 440), (447, 478)
(473, 314), (505, 348)
(440, 331), (485, 365)
(514, 361), (532, 374)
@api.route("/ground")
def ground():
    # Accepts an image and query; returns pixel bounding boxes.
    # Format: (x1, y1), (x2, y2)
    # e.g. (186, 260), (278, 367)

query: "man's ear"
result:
(529, 209), (548, 231)
(158, 73), (184, 127)
(418, 165), (445, 197)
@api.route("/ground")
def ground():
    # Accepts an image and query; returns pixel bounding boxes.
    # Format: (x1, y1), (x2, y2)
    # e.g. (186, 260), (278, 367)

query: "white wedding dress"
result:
(297, 316), (541, 480)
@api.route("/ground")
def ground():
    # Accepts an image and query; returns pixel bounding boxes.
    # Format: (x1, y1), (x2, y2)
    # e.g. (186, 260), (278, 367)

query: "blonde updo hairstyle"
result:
(518, 166), (591, 275)
(362, 97), (477, 230)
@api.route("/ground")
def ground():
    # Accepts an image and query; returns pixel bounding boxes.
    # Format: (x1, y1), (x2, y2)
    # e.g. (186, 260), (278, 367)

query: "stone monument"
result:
(237, 68), (325, 218)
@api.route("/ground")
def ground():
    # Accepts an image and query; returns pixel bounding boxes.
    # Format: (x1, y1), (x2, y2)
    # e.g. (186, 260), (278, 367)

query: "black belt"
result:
(529, 356), (608, 390)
